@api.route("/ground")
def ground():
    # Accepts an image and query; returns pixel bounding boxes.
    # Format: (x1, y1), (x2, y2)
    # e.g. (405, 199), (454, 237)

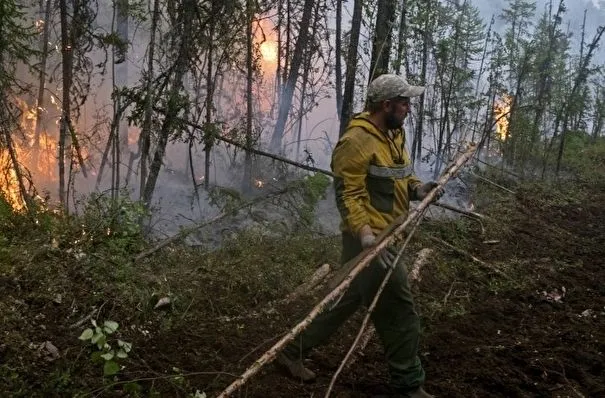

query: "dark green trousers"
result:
(283, 233), (425, 391)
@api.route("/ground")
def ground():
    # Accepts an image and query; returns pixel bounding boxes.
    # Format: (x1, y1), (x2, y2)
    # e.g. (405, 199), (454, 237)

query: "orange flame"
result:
(0, 98), (61, 209)
(494, 95), (512, 141)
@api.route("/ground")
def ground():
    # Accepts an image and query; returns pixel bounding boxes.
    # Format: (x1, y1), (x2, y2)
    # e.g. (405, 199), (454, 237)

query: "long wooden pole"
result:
(215, 144), (477, 397)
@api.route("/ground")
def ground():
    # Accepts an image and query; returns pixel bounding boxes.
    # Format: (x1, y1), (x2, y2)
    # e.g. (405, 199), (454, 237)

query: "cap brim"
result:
(401, 85), (425, 98)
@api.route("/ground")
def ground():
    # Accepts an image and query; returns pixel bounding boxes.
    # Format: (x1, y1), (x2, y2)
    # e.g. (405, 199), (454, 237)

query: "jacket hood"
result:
(348, 112), (403, 142)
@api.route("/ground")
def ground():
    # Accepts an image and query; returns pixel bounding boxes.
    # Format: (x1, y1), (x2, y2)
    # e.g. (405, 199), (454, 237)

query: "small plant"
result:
(78, 320), (132, 376)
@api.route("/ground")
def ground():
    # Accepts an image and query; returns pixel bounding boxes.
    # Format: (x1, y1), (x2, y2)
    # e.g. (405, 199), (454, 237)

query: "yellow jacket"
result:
(331, 113), (422, 236)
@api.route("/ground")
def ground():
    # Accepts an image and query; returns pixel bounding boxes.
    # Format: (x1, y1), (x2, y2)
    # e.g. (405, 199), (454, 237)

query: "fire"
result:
(0, 98), (60, 210)
(494, 95), (512, 141)
(254, 179), (264, 188)
(259, 41), (278, 64)
(254, 19), (278, 69)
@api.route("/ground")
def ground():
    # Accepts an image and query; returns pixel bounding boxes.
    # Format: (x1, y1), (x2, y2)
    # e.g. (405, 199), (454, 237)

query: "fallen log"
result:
(281, 263), (332, 305)
(215, 143), (477, 398)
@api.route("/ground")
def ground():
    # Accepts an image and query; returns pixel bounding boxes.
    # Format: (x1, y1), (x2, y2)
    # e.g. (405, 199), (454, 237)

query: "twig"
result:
(87, 371), (239, 397)
(214, 144), (477, 398)
(469, 171), (516, 194)
(443, 281), (456, 308)
(432, 201), (488, 220)
(429, 236), (509, 279)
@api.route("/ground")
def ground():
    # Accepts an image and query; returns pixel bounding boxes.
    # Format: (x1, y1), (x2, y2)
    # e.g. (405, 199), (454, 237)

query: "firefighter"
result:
(276, 74), (442, 398)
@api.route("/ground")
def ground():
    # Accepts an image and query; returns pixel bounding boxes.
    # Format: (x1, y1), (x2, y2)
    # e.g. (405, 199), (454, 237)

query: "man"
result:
(276, 74), (442, 398)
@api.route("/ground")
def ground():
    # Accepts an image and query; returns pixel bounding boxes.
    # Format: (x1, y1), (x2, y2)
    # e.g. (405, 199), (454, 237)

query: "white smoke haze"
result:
(9, 0), (604, 243)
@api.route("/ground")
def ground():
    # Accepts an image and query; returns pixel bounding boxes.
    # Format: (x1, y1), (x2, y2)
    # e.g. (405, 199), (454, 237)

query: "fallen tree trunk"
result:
(215, 144), (477, 398)
(281, 263), (332, 305)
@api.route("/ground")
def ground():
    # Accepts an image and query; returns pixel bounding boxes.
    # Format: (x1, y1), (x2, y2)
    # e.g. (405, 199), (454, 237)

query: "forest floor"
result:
(1, 175), (604, 398)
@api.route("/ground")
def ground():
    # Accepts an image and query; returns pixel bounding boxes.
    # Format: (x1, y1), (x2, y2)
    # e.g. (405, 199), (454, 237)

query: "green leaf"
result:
(103, 320), (119, 334)
(116, 349), (128, 359)
(96, 334), (107, 350)
(78, 328), (94, 341)
(100, 351), (114, 361)
(103, 360), (120, 376)
(117, 340), (132, 353)
(91, 332), (104, 345)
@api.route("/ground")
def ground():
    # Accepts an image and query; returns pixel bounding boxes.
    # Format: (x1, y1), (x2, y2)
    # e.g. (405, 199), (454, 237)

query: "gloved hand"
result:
(360, 233), (398, 270)
(415, 181), (445, 202)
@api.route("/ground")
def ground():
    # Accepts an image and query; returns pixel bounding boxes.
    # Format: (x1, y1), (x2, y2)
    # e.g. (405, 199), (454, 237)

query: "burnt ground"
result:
(1, 181), (604, 398)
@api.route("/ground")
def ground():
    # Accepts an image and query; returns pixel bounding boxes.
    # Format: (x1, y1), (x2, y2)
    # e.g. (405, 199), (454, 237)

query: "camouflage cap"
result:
(367, 74), (425, 102)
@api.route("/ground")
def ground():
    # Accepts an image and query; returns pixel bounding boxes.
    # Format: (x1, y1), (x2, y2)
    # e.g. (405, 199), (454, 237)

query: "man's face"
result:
(383, 97), (411, 129)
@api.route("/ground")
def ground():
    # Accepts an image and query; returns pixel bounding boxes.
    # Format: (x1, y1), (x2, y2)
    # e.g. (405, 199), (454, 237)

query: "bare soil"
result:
(1, 183), (604, 397)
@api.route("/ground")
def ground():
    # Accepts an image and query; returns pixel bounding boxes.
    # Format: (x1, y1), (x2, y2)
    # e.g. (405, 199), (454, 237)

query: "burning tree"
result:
(0, 0), (37, 211)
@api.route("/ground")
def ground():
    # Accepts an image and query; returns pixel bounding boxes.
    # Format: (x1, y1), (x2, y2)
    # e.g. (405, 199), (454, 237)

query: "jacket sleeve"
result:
(331, 133), (372, 236)
(407, 175), (423, 200)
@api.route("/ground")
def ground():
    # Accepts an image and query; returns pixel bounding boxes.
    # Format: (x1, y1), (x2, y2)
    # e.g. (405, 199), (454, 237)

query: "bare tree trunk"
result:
(368, 0), (397, 82)
(243, 0), (254, 192)
(139, 0), (159, 200)
(556, 26), (605, 175)
(334, 0), (343, 116)
(33, 0), (52, 170)
(142, 0), (192, 205)
(394, 0), (407, 75)
(339, 0), (363, 137)
(204, 6), (215, 190)
(269, 0), (315, 152)
(411, 11), (431, 163)
(59, 0), (73, 208)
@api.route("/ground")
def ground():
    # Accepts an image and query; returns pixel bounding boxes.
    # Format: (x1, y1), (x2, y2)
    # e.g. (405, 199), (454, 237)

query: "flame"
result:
(0, 98), (61, 210)
(259, 41), (278, 64)
(494, 95), (512, 141)
(254, 19), (278, 70)
(254, 179), (264, 188)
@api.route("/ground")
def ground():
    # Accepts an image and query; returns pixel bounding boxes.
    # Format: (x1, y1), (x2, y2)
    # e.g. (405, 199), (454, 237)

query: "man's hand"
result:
(360, 233), (398, 270)
(415, 181), (445, 202)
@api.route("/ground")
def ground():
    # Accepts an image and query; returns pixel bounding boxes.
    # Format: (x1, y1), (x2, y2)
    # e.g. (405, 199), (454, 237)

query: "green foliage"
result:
(560, 133), (605, 182)
(208, 185), (243, 213)
(77, 191), (148, 253)
(78, 320), (132, 377)
(295, 173), (330, 225)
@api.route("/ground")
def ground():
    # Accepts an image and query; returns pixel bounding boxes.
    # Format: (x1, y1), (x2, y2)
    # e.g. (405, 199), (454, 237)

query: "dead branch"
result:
(428, 236), (509, 279)
(432, 201), (488, 220)
(281, 263), (331, 304)
(173, 114), (336, 177)
(134, 188), (289, 262)
(215, 144), (477, 398)
(469, 171), (516, 194)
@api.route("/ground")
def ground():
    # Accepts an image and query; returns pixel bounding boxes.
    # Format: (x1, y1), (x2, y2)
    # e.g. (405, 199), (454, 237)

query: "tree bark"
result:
(334, 0), (343, 116)
(269, 0), (315, 152)
(138, 0), (160, 200)
(338, 0), (363, 137)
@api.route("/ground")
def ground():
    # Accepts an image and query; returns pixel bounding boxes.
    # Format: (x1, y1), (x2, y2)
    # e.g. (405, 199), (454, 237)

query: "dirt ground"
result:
(135, 186), (605, 397)
(1, 183), (604, 398)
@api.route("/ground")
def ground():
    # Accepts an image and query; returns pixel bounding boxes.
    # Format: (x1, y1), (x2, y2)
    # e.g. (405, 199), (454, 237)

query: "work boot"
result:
(406, 387), (434, 398)
(274, 352), (317, 382)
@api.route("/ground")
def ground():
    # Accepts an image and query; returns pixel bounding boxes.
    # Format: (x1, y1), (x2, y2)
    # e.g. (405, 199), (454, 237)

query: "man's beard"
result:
(385, 111), (404, 130)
